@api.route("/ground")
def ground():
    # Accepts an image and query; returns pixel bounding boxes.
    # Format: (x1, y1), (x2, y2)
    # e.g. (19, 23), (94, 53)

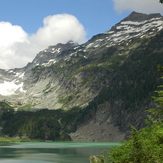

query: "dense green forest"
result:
(90, 67), (163, 163)
(0, 97), (105, 141)
(0, 103), (86, 141)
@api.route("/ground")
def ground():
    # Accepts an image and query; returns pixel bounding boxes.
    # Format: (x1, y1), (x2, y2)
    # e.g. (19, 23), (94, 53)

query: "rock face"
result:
(0, 12), (163, 140)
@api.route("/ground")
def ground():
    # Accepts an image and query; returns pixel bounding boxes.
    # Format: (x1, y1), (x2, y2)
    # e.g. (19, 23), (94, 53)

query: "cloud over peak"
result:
(0, 14), (86, 69)
(113, 0), (163, 14)
(33, 14), (86, 48)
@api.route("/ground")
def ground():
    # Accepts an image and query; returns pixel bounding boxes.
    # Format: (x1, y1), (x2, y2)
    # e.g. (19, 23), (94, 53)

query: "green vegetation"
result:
(0, 101), (12, 110)
(103, 34), (163, 130)
(0, 137), (30, 143)
(58, 95), (73, 106)
(0, 101), (94, 142)
(108, 125), (163, 163)
(90, 67), (163, 163)
(18, 103), (33, 111)
(0, 108), (67, 141)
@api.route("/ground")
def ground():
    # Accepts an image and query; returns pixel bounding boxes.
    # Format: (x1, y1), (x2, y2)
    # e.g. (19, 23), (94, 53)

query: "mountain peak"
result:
(54, 41), (77, 47)
(123, 11), (162, 22)
(29, 41), (79, 68)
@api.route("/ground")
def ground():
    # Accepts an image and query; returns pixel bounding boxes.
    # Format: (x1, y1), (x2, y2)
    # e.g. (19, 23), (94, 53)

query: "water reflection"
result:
(0, 142), (118, 163)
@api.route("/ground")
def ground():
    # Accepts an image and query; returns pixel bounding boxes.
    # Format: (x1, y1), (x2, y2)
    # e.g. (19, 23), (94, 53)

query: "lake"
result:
(0, 142), (119, 163)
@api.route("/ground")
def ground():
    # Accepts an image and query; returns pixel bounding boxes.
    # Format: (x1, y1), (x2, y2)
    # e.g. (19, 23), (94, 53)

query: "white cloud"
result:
(0, 14), (86, 69)
(113, 0), (163, 14)
(33, 14), (86, 47)
(0, 22), (28, 47)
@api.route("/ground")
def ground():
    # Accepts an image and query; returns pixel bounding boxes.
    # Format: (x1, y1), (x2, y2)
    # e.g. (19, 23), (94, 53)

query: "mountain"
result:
(0, 12), (163, 141)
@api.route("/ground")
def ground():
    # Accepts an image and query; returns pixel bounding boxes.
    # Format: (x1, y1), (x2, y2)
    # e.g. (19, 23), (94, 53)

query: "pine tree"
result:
(148, 67), (163, 124)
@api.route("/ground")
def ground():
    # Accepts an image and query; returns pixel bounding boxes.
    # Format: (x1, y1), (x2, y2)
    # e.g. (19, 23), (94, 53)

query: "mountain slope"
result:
(0, 12), (163, 141)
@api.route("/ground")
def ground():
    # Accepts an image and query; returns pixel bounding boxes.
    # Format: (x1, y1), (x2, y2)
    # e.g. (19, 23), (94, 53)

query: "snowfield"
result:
(0, 80), (25, 96)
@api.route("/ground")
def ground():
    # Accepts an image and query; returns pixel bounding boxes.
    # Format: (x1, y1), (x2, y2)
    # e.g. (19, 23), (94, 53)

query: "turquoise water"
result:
(0, 142), (119, 163)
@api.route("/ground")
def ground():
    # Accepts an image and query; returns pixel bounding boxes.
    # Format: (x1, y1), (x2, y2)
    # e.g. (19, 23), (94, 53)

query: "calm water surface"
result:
(0, 142), (119, 163)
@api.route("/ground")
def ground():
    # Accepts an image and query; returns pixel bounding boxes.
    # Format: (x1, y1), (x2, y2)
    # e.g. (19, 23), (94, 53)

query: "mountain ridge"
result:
(0, 12), (163, 141)
(0, 11), (163, 108)
(123, 11), (162, 21)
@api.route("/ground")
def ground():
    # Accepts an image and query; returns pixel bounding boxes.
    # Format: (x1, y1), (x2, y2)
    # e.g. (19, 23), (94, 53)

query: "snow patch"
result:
(107, 31), (114, 34)
(86, 43), (94, 49)
(42, 59), (56, 67)
(8, 70), (14, 73)
(0, 80), (26, 96)
(104, 18), (163, 47)
(51, 48), (61, 54)
(15, 72), (25, 79)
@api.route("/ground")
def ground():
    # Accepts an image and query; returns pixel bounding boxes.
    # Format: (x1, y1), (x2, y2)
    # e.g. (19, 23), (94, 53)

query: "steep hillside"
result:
(0, 12), (163, 141)
(72, 30), (163, 140)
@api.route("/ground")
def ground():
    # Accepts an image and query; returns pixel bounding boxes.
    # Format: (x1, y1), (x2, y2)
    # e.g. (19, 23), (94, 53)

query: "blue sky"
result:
(0, 0), (129, 39)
